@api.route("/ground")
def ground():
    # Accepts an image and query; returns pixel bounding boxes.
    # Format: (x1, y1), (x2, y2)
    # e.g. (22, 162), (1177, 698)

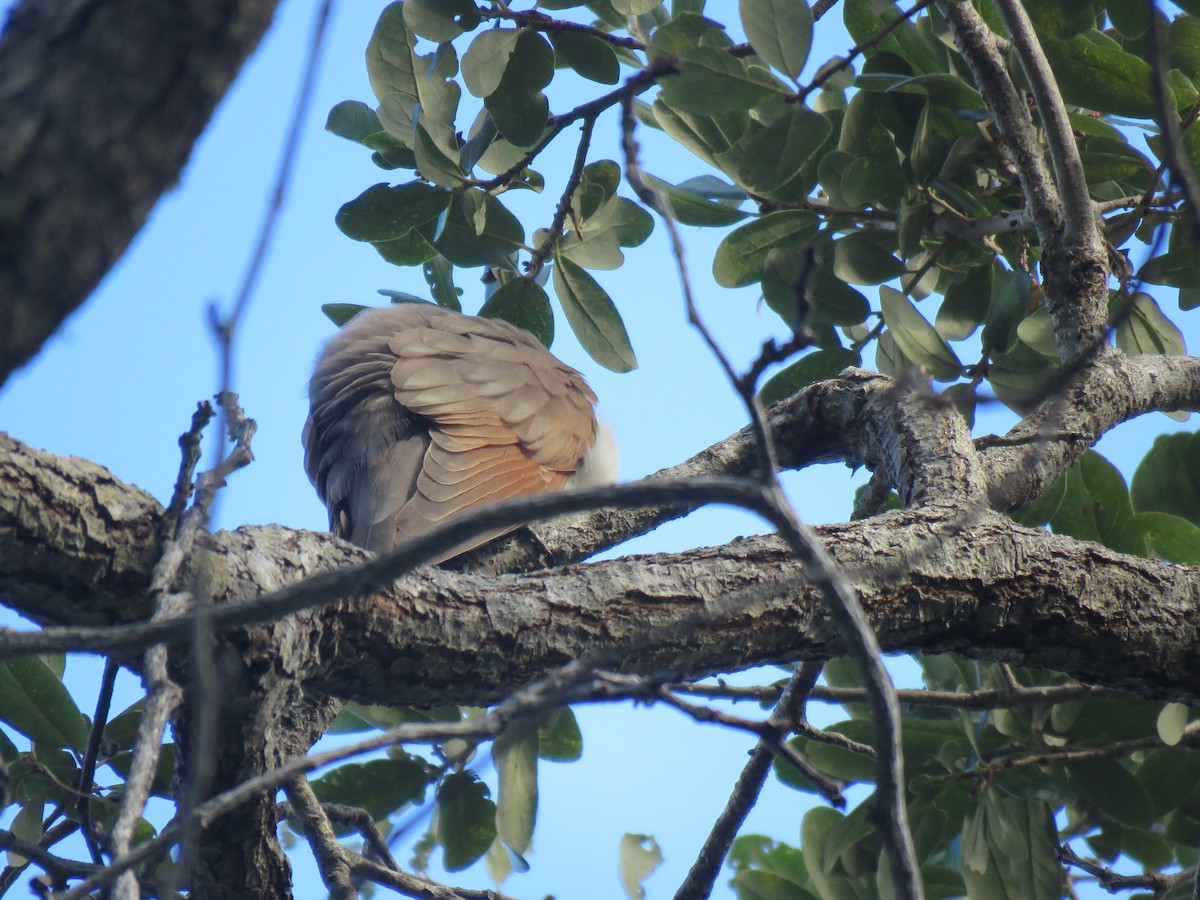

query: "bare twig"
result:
(283, 778), (356, 900)
(527, 115), (596, 275)
(654, 686), (844, 806)
(674, 662), (824, 900)
(0, 829), (97, 881)
(797, 0), (937, 102)
(1058, 843), (1196, 894)
(482, 7), (644, 52)
(347, 852), (510, 900)
(1145, 4), (1200, 235)
(675, 681), (1119, 710)
(75, 658), (119, 866)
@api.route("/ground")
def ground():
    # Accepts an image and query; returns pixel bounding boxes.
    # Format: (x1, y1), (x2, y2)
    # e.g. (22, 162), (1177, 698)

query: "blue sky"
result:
(1, 1), (1197, 896)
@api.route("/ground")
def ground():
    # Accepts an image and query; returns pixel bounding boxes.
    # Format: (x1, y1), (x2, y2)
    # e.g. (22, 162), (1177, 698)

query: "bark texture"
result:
(0, 0), (281, 384)
(4, 431), (1199, 709)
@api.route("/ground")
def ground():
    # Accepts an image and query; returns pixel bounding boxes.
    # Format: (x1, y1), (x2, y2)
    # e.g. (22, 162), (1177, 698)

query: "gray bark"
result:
(0, 0), (281, 384)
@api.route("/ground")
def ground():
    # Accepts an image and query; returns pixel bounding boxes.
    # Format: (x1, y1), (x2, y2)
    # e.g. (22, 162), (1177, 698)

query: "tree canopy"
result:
(0, 0), (1199, 898)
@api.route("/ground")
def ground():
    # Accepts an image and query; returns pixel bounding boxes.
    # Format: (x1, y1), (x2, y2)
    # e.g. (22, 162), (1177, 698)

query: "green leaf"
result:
(494, 720), (539, 855)
(485, 31), (555, 148)
(658, 47), (786, 114)
(321, 304), (368, 327)
(640, 174), (750, 227)
(759, 349), (860, 404)
(1157, 702), (1190, 746)
(987, 341), (1057, 413)
(1113, 291), (1187, 357)
(437, 772), (498, 871)
(739, 0), (814, 79)
(618, 833), (663, 899)
(432, 190), (525, 267)
(614, 0), (662, 12)
(1081, 136), (1155, 186)
(0, 658), (89, 751)
(1138, 245), (1200, 288)
(713, 211), (818, 287)
(1070, 758), (1155, 829)
(326, 100), (383, 143)
(105, 744), (178, 799)
(552, 256), (638, 372)
(336, 182), (451, 243)
(310, 755), (431, 826)
(550, 31), (620, 84)
(1015, 307), (1059, 358)
(983, 269), (1031, 354)
(1170, 14), (1200, 78)
(363, 130), (417, 170)
(537, 708), (583, 761)
(801, 807), (875, 898)
(840, 155), (907, 208)
(479, 278), (554, 347)
(559, 196), (654, 269)
(462, 29), (521, 98)
(402, 0), (480, 43)
(1049, 450), (1149, 554)
(372, 226), (439, 267)
(879, 286), (962, 381)
(889, 73), (986, 109)
(367, 7), (463, 152)
(962, 793), (1062, 900)
(1131, 511), (1200, 564)
(413, 122), (467, 187)
(1138, 746), (1200, 814)
(1132, 433), (1200, 526)
(731, 869), (819, 900)
(652, 97), (747, 169)
(1039, 29), (1187, 118)
(732, 104), (831, 200)
(422, 255), (463, 310)
(832, 235), (905, 285)
(936, 265), (991, 341)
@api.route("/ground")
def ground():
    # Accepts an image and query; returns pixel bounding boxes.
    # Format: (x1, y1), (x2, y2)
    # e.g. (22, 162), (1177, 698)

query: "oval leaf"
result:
(740, 0), (814, 79)
(437, 772), (498, 871)
(552, 256), (638, 372)
(713, 211), (818, 287)
(494, 720), (539, 855)
(879, 286), (962, 381)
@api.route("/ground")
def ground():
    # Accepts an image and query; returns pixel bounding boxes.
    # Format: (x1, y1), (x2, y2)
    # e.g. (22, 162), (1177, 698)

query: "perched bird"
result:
(303, 303), (617, 561)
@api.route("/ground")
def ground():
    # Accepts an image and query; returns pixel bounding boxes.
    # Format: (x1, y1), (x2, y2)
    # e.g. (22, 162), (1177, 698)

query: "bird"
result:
(303, 302), (617, 562)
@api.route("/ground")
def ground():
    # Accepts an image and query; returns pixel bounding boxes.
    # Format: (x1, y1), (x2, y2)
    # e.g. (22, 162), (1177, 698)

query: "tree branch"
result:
(0, 0), (281, 386)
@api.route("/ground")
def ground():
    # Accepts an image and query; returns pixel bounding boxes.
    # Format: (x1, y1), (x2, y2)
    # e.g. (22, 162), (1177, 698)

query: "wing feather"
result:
(303, 303), (609, 561)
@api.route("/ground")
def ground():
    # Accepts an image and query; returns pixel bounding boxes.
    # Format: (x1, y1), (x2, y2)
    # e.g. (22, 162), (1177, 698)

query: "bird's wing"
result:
(384, 306), (597, 543)
(304, 304), (601, 558)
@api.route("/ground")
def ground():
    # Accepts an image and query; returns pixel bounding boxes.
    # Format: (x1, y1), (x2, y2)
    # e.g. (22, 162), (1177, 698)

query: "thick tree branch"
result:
(940, 0), (1109, 361)
(979, 353), (1200, 511)
(0, 0), (281, 385)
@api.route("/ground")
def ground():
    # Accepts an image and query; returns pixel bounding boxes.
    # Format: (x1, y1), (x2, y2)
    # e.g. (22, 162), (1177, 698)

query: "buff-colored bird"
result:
(303, 303), (616, 560)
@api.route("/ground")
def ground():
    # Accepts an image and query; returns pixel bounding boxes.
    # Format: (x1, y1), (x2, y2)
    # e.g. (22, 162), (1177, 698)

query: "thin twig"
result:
(1058, 843), (1196, 894)
(283, 778), (356, 900)
(797, 0), (938, 102)
(674, 662), (824, 900)
(674, 681), (1119, 710)
(1146, 1), (1200, 236)
(655, 687), (844, 806)
(75, 657), (119, 865)
(0, 830), (98, 880)
(527, 115), (596, 275)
